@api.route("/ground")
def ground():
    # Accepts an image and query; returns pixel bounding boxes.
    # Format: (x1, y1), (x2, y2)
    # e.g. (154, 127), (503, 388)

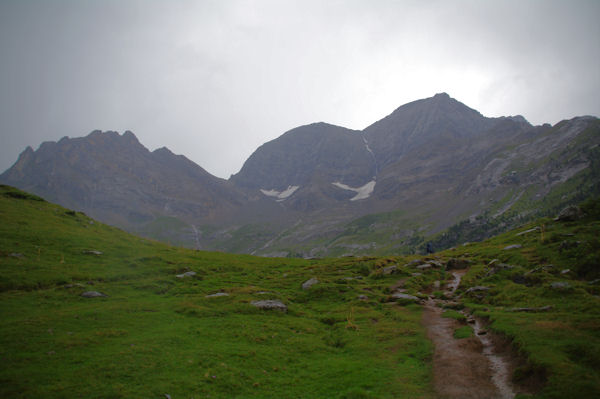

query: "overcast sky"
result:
(1, 0), (599, 178)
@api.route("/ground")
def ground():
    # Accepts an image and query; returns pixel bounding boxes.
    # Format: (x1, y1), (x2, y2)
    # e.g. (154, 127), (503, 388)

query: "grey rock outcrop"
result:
(251, 300), (287, 312)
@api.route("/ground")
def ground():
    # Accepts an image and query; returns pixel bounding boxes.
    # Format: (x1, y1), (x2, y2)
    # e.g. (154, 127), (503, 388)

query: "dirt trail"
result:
(422, 271), (517, 399)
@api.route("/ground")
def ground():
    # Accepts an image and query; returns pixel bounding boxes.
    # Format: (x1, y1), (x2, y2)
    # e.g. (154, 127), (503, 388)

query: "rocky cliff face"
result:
(2, 94), (599, 255)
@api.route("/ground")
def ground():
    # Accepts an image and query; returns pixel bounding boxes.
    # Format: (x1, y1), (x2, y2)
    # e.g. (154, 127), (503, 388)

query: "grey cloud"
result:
(1, 0), (598, 178)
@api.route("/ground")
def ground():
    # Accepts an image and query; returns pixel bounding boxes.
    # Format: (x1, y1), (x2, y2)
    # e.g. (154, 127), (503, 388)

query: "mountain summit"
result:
(2, 94), (599, 255)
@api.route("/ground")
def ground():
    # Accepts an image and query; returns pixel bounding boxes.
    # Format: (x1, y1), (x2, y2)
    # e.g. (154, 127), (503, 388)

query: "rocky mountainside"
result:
(0, 130), (247, 245)
(2, 93), (599, 255)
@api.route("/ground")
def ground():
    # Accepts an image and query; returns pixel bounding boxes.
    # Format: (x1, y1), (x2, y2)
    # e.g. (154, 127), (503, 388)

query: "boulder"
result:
(176, 271), (197, 278)
(465, 286), (490, 294)
(390, 293), (419, 302)
(83, 250), (102, 256)
(302, 278), (319, 290)
(382, 265), (398, 275)
(486, 262), (515, 277)
(516, 227), (540, 236)
(404, 259), (423, 267)
(416, 263), (432, 270)
(550, 281), (571, 290)
(555, 205), (584, 222)
(251, 300), (287, 312)
(446, 258), (470, 270)
(81, 291), (107, 298)
(502, 244), (522, 250)
(205, 292), (229, 298)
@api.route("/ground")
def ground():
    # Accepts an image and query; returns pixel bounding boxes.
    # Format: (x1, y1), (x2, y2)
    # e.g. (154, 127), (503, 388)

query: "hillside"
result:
(1, 185), (599, 398)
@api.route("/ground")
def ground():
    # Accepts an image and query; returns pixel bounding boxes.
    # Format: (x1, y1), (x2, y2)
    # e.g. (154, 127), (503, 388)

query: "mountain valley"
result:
(2, 93), (598, 257)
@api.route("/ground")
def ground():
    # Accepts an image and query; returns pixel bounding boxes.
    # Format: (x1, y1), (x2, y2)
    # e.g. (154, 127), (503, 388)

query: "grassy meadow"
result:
(1, 184), (599, 398)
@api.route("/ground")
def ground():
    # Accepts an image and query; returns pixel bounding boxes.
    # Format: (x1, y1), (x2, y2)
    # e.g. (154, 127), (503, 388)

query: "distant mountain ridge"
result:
(2, 93), (599, 256)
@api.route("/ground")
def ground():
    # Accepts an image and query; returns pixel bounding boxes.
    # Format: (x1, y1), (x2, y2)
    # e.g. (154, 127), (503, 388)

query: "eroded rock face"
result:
(251, 300), (287, 312)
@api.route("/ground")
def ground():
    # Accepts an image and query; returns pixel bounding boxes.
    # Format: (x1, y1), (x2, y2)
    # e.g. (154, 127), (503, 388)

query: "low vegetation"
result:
(1, 184), (598, 398)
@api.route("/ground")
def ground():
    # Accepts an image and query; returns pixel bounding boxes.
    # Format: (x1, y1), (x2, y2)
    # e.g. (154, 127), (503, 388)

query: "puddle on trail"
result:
(470, 316), (516, 399)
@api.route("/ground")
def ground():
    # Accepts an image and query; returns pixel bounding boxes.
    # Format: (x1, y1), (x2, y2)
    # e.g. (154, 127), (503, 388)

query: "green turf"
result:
(0, 185), (434, 398)
(2, 184), (599, 398)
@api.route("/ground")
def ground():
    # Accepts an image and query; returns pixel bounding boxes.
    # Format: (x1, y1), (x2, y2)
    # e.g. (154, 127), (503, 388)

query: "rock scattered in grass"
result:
(302, 277), (319, 290)
(358, 295), (368, 300)
(63, 283), (85, 289)
(176, 271), (196, 278)
(502, 244), (522, 250)
(465, 286), (490, 294)
(383, 265), (398, 275)
(390, 293), (419, 302)
(550, 281), (571, 290)
(8, 252), (24, 258)
(205, 292), (229, 298)
(404, 259), (423, 267)
(560, 269), (571, 275)
(417, 263), (432, 270)
(82, 250), (102, 256)
(486, 262), (515, 277)
(251, 300), (287, 312)
(81, 291), (107, 298)
(446, 258), (470, 270)
(516, 227), (540, 236)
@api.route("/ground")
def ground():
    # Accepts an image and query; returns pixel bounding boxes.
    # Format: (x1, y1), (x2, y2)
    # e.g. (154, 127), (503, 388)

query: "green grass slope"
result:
(0, 185), (434, 398)
(441, 198), (600, 398)
(2, 184), (599, 398)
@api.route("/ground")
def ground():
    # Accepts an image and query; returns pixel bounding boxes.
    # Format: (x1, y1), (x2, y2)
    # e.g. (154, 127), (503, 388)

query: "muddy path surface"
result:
(421, 270), (518, 399)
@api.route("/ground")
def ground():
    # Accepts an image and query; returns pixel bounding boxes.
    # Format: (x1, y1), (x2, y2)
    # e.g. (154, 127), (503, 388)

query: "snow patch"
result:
(260, 185), (299, 201)
(332, 180), (376, 201)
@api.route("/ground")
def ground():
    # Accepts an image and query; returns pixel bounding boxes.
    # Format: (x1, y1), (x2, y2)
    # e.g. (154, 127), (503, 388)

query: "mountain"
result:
(2, 93), (599, 256)
(0, 130), (246, 246)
